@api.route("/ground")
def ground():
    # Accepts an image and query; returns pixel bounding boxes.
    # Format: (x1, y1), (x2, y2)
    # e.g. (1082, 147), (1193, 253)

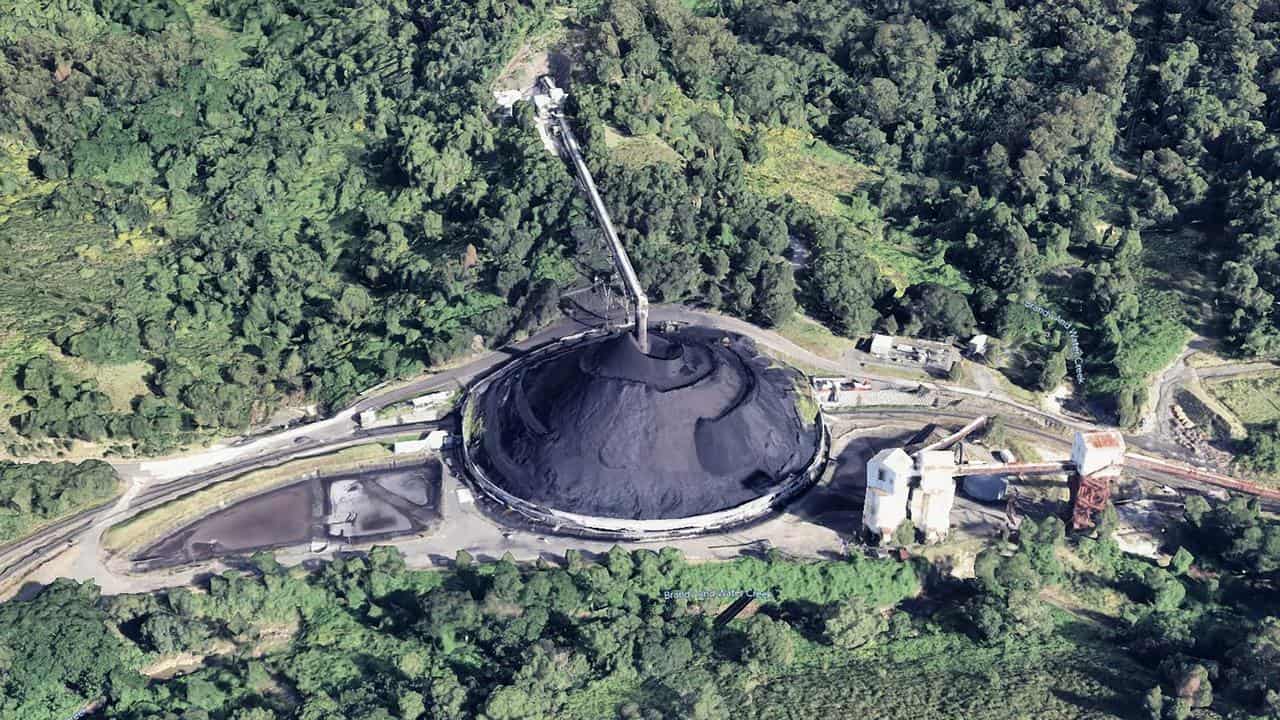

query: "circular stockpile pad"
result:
(475, 326), (821, 520)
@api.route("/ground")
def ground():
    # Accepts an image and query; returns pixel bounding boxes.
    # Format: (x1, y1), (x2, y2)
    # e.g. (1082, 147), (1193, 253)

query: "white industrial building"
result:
(862, 430), (1128, 545)
(1072, 430), (1125, 479)
(863, 447), (913, 539)
(869, 334), (894, 357)
(911, 450), (959, 544)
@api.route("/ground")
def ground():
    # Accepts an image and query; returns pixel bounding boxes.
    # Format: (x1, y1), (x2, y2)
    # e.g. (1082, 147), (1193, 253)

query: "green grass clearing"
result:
(743, 127), (969, 294)
(55, 354), (153, 413)
(602, 126), (684, 167)
(744, 126), (876, 217)
(0, 136), (165, 420)
(1206, 372), (1280, 426)
(608, 87), (970, 297)
(775, 314), (858, 362)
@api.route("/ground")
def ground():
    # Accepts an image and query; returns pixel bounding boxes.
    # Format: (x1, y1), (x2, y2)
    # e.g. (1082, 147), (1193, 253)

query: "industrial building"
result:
(454, 78), (828, 539)
(912, 450), (960, 544)
(864, 448), (913, 538)
(862, 430), (1128, 544)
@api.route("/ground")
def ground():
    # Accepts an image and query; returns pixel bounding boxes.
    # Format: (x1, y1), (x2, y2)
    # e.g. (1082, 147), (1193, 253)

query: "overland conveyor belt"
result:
(549, 99), (650, 352)
(827, 407), (1280, 512)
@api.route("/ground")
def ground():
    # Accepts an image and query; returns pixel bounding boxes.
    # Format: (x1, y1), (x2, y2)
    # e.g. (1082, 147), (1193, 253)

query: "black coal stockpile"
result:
(476, 326), (821, 519)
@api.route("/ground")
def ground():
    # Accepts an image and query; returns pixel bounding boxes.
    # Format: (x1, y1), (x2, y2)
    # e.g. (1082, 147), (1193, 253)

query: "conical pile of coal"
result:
(474, 326), (821, 520)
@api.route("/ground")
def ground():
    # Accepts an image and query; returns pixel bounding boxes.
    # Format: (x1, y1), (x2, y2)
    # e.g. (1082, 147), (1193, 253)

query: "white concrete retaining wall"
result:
(456, 330), (830, 540)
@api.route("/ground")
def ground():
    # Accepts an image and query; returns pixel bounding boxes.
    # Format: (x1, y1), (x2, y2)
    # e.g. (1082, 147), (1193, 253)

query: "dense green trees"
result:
(0, 546), (922, 719)
(822, 595), (890, 650)
(5, 511), (1280, 719)
(961, 517), (1064, 645)
(1180, 494), (1280, 575)
(6, 0), (1275, 445)
(0, 459), (118, 543)
(0, 579), (142, 720)
(13, 357), (184, 452)
(2, 0), (578, 449)
(1240, 422), (1280, 475)
(567, 0), (1240, 422)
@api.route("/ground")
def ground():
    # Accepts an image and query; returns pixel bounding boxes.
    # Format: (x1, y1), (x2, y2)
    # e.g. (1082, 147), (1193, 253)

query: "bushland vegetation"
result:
(4, 496), (1280, 720)
(0, 459), (118, 543)
(573, 0), (1280, 426)
(5, 0), (1278, 449)
(1, 0), (580, 453)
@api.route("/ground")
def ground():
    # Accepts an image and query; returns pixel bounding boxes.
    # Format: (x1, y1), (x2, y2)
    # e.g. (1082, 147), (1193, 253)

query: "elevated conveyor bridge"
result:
(534, 76), (650, 352)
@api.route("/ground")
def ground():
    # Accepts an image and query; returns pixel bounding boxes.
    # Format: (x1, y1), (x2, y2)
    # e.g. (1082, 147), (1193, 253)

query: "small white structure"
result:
(812, 376), (871, 406)
(456, 487), (475, 505)
(426, 429), (451, 450)
(911, 450), (958, 544)
(393, 439), (433, 455)
(968, 334), (989, 357)
(532, 81), (566, 117)
(869, 334), (894, 357)
(358, 410), (378, 427)
(411, 390), (452, 409)
(864, 448), (913, 539)
(1072, 430), (1125, 479)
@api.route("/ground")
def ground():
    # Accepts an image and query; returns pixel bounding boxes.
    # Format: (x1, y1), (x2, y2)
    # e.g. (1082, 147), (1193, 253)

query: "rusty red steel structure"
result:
(950, 460), (1110, 530)
(1068, 472), (1113, 530)
(888, 412), (1280, 536)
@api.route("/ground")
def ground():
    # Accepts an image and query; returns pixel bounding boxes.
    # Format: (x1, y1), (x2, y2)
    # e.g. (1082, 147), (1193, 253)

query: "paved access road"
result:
(2, 310), (637, 589)
(3, 305), (1277, 595)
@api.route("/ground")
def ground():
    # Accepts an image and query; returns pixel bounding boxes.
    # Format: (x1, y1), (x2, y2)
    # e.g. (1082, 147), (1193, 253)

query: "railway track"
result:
(0, 505), (108, 582)
(5, 396), (1276, 590)
(828, 407), (1280, 512)
(131, 420), (443, 507)
(0, 421), (445, 585)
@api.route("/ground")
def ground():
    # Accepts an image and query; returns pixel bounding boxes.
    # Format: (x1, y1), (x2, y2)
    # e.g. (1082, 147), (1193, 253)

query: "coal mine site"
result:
(471, 325), (823, 521)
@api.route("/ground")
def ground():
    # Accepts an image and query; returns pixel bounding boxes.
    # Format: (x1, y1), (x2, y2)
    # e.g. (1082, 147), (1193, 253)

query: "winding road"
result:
(3, 304), (1278, 597)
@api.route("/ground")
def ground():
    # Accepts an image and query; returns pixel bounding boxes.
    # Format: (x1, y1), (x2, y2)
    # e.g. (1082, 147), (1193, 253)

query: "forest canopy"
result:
(1, 0), (582, 453)
(3, 500), (1279, 720)
(0, 459), (118, 543)
(1, 0), (1278, 452)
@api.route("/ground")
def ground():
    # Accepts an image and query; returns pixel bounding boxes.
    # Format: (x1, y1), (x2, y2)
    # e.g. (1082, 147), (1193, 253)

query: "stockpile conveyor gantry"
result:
(535, 76), (650, 352)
